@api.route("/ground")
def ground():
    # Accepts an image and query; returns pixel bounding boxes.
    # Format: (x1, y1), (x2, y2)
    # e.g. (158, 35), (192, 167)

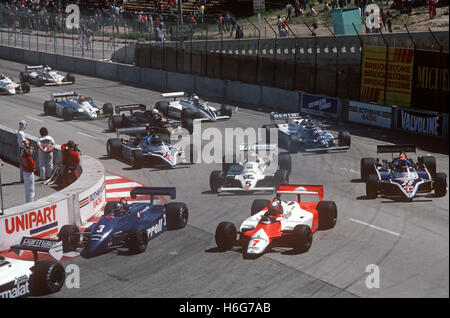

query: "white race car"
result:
(155, 92), (232, 125)
(20, 65), (74, 86)
(0, 237), (65, 298)
(43, 91), (114, 120)
(0, 75), (30, 95)
(215, 185), (337, 258)
(209, 144), (292, 193)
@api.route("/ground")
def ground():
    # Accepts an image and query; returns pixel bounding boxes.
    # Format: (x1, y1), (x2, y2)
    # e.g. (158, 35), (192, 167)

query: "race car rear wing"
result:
(305, 145), (350, 152)
(270, 112), (303, 122)
(25, 65), (45, 71)
(116, 126), (147, 137)
(276, 184), (324, 201)
(239, 144), (277, 152)
(10, 237), (63, 262)
(51, 91), (78, 100)
(161, 92), (186, 100)
(377, 144), (416, 154)
(114, 104), (147, 114)
(130, 187), (176, 202)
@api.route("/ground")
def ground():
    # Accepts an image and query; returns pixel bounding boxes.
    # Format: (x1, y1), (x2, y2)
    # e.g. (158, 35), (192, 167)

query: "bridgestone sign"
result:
(253, 0), (265, 14)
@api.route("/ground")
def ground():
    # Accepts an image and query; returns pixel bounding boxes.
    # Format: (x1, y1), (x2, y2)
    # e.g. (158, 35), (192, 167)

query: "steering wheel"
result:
(120, 198), (128, 205)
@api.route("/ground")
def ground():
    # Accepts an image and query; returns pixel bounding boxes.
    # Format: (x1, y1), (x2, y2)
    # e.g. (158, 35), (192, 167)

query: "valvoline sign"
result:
(301, 93), (338, 118)
(0, 199), (69, 251)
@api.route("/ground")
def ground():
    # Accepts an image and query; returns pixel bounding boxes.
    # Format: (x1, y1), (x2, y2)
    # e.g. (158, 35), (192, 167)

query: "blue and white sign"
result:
(301, 93), (339, 118)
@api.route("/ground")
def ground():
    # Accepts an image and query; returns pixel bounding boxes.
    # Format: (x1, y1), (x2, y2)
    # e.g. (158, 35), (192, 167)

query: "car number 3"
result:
(97, 225), (105, 233)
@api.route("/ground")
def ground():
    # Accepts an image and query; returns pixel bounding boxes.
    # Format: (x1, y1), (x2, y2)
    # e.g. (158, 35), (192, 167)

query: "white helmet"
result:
(151, 108), (160, 116)
(192, 95), (199, 102)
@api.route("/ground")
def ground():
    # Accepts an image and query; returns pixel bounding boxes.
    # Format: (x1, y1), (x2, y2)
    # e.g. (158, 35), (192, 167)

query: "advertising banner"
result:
(78, 176), (106, 223)
(0, 199), (69, 251)
(360, 46), (414, 107)
(411, 50), (449, 113)
(396, 108), (444, 137)
(301, 93), (339, 118)
(348, 101), (392, 128)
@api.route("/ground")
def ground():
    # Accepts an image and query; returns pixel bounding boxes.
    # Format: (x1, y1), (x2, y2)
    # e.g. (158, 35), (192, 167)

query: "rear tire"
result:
(219, 104), (232, 117)
(166, 202), (189, 230)
(222, 155), (237, 174)
(44, 101), (56, 115)
(108, 115), (123, 131)
(317, 201), (337, 230)
(58, 224), (79, 253)
(215, 222), (237, 251)
(434, 172), (447, 197)
(20, 71), (29, 83)
(103, 103), (114, 116)
(62, 107), (74, 121)
(286, 134), (299, 154)
(30, 261), (65, 295)
(261, 124), (277, 144)
(251, 199), (270, 216)
(127, 226), (148, 254)
(106, 138), (121, 158)
(65, 73), (75, 83)
(131, 150), (144, 169)
(21, 83), (30, 93)
(366, 174), (379, 199)
(361, 158), (377, 181)
(155, 101), (169, 116)
(278, 152), (292, 174)
(210, 170), (225, 193)
(422, 156), (436, 177)
(292, 225), (313, 253)
(338, 131), (351, 147)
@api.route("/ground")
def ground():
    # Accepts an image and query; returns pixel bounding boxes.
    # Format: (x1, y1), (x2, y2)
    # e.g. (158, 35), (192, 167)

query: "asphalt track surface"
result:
(0, 59), (448, 298)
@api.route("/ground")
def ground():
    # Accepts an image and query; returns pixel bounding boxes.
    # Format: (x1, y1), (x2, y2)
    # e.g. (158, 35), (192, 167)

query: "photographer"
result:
(61, 140), (80, 188)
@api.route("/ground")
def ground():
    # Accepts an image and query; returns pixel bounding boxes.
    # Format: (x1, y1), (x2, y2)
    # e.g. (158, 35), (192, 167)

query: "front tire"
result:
(58, 224), (79, 253)
(338, 131), (351, 147)
(30, 261), (65, 295)
(361, 158), (377, 181)
(127, 226), (148, 254)
(131, 149), (144, 169)
(215, 222), (237, 251)
(366, 174), (379, 199)
(62, 107), (74, 121)
(434, 172), (447, 197)
(166, 202), (189, 230)
(106, 138), (121, 158)
(155, 101), (169, 116)
(292, 225), (313, 253)
(210, 170), (225, 193)
(103, 103), (114, 116)
(317, 201), (337, 230)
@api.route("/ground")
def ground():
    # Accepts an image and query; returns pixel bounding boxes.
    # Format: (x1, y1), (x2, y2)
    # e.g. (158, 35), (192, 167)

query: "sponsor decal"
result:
(348, 101), (392, 129)
(396, 108), (443, 137)
(146, 215), (166, 238)
(0, 275), (30, 298)
(4, 204), (57, 236)
(301, 94), (338, 118)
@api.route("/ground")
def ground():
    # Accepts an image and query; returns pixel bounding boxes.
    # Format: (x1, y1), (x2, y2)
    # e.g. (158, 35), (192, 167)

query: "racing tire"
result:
(366, 174), (379, 199)
(65, 73), (75, 83)
(44, 100), (56, 115)
(108, 115), (123, 131)
(434, 172), (447, 197)
(127, 226), (148, 254)
(20, 71), (29, 83)
(222, 155), (237, 174)
(102, 103), (114, 116)
(62, 107), (74, 121)
(292, 225), (313, 253)
(338, 131), (351, 147)
(104, 201), (120, 216)
(21, 82), (30, 93)
(106, 138), (121, 158)
(58, 224), (79, 253)
(219, 104), (232, 117)
(361, 157), (377, 181)
(155, 101), (169, 116)
(131, 150), (144, 169)
(215, 222), (237, 251)
(36, 77), (45, 87)
(251, 199), (271, 216)
(30, 261), (66, 295)
(286, 134), (299, 154)
(181, 108), (195, 120)
(166, 202), (189, 230)
(262, 124), (277, 144)
(274, 169), (289, 190)
(421, 155), (436, 177)
(317, 201), (338, 230)
(182, 117), (194, 134)
(210, 170), (225, 193)
(278, 152), (292, 174)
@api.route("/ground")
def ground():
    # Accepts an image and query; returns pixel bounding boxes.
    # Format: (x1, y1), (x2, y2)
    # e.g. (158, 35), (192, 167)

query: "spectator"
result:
(279, 21), (289, 37)
(429, 0), (438, 19)
(61, 140), (80, 188)
(235, 25), (244, 39)
(365, 11), (372, 33)
(199, 4), (205, 24)
(380, 7), (387, 31)
(17, 120), (27, 183)
(309, 4), (318, 15)
(37, 127), (55, 181)
(218, 14), (224, 35)
(277, 15), (282, 31)
(406, 0), (413, 14)
(386, 10), (393, 32)
(21, 144), (35, 203)
(286, 2), (293, 21)
(320, 1), (331, 12)
(294, 0), (302, 17)
(224, 12), (231, 31)
(229, 14), (237, 37)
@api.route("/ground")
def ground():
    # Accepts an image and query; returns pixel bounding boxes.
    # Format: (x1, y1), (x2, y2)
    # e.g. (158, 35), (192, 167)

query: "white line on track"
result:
(26, 115), (44, 123)
(77, 132), (98, 139)
(105, 175), (123, 181)
(349, 218), (406, 238)
(340, 168), (359, 174)
(106, 182), (142, 190)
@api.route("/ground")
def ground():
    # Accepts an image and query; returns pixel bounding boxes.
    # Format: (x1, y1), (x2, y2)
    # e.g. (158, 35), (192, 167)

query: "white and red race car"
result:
(214, 184), (337, 258)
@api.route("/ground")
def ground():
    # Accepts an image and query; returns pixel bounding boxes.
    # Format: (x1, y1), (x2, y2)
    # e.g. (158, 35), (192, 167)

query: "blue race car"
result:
(264, 113), (351, 153)
(58, 187), (189, 258)
(361, 144), (447, 200)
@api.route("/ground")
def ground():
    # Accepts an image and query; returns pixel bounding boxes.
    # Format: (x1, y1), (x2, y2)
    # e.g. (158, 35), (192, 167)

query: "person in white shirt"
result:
(37, 127), (55, 181)
(17, 120), (27, 182)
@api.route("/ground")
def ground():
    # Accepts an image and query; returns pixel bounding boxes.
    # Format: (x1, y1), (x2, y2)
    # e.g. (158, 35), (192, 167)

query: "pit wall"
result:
(0, 123), (106, 251)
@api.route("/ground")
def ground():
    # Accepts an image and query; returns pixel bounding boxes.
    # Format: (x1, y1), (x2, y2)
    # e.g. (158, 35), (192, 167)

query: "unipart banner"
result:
(0, 199), (69, 251)
(360, 46), (414, 108)
(348, 101), (392, 128)
(396, 108), (444, 137)
(301, 93), (338, 118)
(411, 50), (449, 114)
(78, 176), (106, 223)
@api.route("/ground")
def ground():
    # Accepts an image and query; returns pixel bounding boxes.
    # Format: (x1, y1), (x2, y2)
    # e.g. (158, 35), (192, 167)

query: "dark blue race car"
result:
(361, 144), (447, 200)
(58, 187), (189, 258)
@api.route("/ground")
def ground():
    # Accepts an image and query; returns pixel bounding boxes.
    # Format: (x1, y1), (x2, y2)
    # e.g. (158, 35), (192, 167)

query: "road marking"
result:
(26, 115), (44, 123)
(341, 168), (359, 174)
(349, 218), (406, 238)
(105, 175), (123, 180)
(106, 182), (142, 190)
(77, 132), (98, 139)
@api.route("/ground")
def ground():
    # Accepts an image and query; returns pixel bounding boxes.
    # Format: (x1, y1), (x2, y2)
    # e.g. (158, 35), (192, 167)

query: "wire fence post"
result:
(285, 22), (297, 90)
(264, 18), (277, 87)
(72, 27), (74, 56)
(304, 22), (317, 93)
(102, 22), (104, 60)
(248, 18), (260, 84)
(205, 25), (208, 77)
(352, 22), (363, 101)
(428, 27), (443, 52)
(325, 24), (339, 97)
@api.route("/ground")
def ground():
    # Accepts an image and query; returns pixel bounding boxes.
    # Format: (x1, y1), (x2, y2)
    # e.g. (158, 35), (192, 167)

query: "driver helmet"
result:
(44, 65), (51, 72)
(112, 202), (124, 217)
(0, 73), (5, 79)
(305, 120), (314, 130)
(267, 200), (283, 218)
(396, 155), (409, 172)
(192, 95), (200, 104)
(248, 151), (259, 163)
(149, 135), (162, 145)
(151, 108), (160, 117)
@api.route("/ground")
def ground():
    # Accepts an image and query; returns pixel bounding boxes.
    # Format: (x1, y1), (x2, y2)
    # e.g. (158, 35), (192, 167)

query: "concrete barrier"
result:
(261, 86), (300, 112)
(40, 52), (58, 68)
(195, 76), (225, 99)
(117, 64), (141, 84)
(23, 50), (40, 65)
(167, 72), (195, 93)
(95, 60), (118, 81)
(0, 124), (106, 251)
(226, 80), (262, 107)
(140, 67), (166, 91)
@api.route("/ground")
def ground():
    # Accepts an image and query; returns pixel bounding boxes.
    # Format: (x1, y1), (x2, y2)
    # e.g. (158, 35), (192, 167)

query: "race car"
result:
(106, 126), (192, 168)
(214, 184), (337, 258)
(20, 65), (74, 86)
(209, 144), (292, 193)
(43, 91), (114, 120)
(58, 187), (189, 258)
(155, 92), (232, 124)
(361, 144), (447, 200)
(108, 105), (193, 135)
(0, 237), (65, 298)
(263, 112), (351, 153)
(0, 74), (30, 95)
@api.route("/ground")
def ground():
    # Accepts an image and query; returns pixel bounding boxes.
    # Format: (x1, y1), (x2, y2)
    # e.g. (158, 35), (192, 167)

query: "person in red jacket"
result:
(61, 140), (80, 188)
(21, 144), (35, 203)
